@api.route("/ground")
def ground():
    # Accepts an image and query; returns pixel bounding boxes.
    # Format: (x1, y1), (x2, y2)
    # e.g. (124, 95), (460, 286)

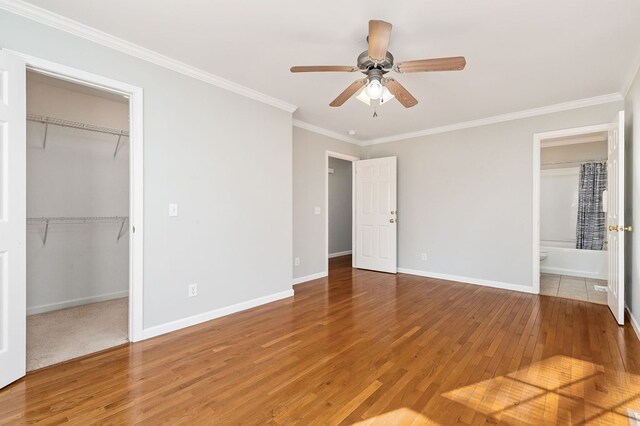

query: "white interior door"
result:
(607, 110), (626, 325)
(355, 157), (397, 273)
(0, 51), (27, 388)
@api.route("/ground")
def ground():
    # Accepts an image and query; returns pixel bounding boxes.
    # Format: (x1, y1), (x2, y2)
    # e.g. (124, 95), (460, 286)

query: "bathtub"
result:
(540, 241), (607, 280)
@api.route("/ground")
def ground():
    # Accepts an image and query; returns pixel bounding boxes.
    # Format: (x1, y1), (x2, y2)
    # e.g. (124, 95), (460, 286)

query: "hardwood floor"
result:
(1, 255), (640, 425)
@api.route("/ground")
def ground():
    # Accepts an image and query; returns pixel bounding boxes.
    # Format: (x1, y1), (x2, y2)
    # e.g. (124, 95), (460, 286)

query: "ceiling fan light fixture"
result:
(365, 78), (383, 99)
(379, 86), (395, 105)
(356, 85), (395, 106)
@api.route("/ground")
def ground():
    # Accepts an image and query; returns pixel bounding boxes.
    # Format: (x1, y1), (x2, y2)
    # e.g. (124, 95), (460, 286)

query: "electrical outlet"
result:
(188, 283), (198, 297)
(169, 203), (179, 217)
(294, 257), (300, 266)
(314, 207), (321, 215)
(421, 253), (427, 261)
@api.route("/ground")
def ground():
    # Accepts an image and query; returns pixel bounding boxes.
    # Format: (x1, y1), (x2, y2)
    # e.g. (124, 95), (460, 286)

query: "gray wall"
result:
(292, 127), (362, 279)
(1, 10), (293, 329)
(328, 157), (352, 255)
(364, 102), (623, 289)
(26, 74), (129, 314)
(625, 66), (640, 329)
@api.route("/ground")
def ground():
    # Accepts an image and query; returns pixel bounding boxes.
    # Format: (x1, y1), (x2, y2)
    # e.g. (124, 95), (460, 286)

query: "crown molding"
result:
(361, 93), (623, 146)
(293, 119), (363, 145)
(293, 93), (622, 147)
(0, 0), (298, 113)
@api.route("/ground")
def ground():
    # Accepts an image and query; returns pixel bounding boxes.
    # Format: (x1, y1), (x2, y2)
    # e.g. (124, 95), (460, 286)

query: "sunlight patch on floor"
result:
(442, 355), (640, 424)
(353, 407), (435, 425)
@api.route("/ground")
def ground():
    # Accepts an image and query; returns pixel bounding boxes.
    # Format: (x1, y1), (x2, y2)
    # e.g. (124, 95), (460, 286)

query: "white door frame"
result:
(5, 49), (145, 342)
(325, 151), (359, 272)
(532, 123), (614, 294)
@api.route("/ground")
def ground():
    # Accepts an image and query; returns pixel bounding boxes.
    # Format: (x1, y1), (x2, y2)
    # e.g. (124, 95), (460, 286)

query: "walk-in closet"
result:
(26, 71), (130, 371)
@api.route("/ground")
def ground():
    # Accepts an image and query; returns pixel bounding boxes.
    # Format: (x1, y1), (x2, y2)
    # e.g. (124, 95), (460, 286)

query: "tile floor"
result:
(540, 274), (607, 304)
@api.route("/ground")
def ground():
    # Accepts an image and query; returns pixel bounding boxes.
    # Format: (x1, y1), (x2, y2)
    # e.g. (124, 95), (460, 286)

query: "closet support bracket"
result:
(117, 218), (127, 242)
(43, 219), (50, 246)
(42, 123), (49, 149)
(113, 134), (123, 159)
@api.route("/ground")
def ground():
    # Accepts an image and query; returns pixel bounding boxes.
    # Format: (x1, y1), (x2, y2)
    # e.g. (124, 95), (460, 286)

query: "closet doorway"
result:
(25, 70), (131, 370)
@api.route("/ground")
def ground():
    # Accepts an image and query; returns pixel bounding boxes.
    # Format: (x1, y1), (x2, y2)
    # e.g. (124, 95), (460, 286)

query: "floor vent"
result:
(593, 285), (608, 292)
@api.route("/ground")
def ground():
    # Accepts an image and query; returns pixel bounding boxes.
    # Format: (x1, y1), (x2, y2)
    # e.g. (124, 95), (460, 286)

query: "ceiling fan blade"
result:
(330, 79), (367, 107)
(395, 56), (466, 73)
(384, 79), (418, 108)
(368, 20), (392, 61)
(290, 66), (359, 73)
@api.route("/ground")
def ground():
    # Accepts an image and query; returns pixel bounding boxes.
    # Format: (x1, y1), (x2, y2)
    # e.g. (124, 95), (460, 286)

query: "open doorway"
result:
(326, 151), (358, 274)
(537, 130), (609, 305)
(25, 71), (130, 370)
(533, 111), (627, 326)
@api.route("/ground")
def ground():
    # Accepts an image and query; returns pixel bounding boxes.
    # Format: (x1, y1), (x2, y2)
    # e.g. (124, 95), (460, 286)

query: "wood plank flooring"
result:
(1, 255), (640, 425)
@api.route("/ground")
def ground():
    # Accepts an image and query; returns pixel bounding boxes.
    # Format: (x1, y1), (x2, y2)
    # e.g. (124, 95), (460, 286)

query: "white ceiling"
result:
(21, 0), (640, 141)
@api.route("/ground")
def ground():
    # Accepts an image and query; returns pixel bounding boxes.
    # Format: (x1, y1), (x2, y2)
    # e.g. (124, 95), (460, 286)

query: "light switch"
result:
(169, 203), (179, 217)
(314, 207), (321, 215)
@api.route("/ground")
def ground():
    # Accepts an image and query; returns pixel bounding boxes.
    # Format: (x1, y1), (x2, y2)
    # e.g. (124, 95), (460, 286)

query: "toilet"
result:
(540, 250), (548, 261)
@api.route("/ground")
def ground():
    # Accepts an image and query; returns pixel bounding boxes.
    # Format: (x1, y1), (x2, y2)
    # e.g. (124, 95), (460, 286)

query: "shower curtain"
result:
(576, 162), (607, 250)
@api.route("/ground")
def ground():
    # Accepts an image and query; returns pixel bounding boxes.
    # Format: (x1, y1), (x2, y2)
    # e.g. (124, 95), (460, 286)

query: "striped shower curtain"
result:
(576, 162), (607, 250)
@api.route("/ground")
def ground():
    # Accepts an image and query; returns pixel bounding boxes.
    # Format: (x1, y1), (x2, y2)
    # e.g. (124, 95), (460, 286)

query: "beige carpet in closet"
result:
(27, 298), (128, 371)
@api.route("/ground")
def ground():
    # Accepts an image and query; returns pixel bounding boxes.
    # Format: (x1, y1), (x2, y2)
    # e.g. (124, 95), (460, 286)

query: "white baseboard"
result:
(397, 268), (537, 295)
(293, 271), (328, 286)
(540, 266), (607, 280)
(329, 251), (352, 258)
(27, 290), (128, 315)
(626, 304), (640, 342)
(142, 289), (294, 340)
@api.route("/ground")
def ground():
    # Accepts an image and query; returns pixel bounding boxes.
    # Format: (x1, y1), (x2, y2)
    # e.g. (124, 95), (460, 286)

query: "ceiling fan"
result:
(290, 20), (466, 108)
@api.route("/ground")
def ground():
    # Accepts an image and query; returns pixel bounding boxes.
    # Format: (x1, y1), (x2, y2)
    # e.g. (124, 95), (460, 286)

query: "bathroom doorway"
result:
(533, 113), (629, 325)
(533, 125), (612, 305)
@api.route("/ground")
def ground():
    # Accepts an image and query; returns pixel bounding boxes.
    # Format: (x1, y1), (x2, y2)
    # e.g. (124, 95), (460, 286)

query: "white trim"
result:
(293, 271), (328, 285)
(532, 122), (614, 296)
(329, 250), (352, 258)
(363, 93), (622, 146)
(626, 304), (640, 342)
(142, 289), (294, 340)
(26, 291), (128, 316)
(325, 151), (360, 273)
(11, 50), (146, 342)
(0, 0), (297, 113)
(397, 268), (536, 294)
(293, 120), (362, 145)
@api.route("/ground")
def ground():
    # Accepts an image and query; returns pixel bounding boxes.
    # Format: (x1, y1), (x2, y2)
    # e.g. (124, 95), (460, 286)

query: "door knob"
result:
(390, 218), (396, 223)
(622, 225), (633, 232)
(609, 225), (619, 232)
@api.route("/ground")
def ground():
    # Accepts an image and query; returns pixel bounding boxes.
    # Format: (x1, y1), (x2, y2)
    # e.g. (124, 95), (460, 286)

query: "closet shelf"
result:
(27, 114), (129, 158)
(28, 216), (129, 246)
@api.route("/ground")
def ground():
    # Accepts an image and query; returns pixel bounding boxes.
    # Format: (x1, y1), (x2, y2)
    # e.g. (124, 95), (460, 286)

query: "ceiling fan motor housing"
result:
(358, 50), (394, 74)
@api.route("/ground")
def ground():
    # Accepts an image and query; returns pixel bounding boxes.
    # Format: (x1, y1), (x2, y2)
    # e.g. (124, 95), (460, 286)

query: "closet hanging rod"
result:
(27, 216), (129, 223)
(27, 216), (129, 246)
(27, 114), (129, 137)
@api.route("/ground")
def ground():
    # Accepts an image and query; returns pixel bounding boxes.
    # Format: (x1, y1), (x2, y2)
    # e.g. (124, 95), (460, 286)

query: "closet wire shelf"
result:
(27, 216), (129, 246)
(27, 114), (129, 158)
